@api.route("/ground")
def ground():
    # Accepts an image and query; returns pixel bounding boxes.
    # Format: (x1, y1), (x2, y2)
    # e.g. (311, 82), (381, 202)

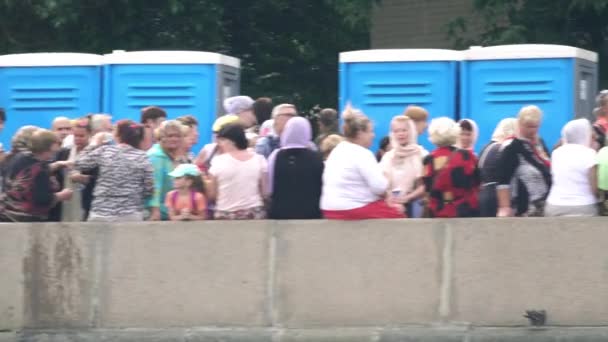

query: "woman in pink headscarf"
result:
(380, 116), (425, 217)
(456, 119), (479, 153)
(266, 117), (324, 219)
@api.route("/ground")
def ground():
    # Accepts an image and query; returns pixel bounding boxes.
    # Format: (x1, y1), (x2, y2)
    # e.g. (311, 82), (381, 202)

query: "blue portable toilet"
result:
(0, 53), (103, 149)
(102, 51), (241, 152)
(339, 49), (462, 152)
(460, 44), (598, 151)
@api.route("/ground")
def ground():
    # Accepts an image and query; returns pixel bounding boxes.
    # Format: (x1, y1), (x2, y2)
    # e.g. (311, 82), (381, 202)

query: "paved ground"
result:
(4, 327), (608, 342)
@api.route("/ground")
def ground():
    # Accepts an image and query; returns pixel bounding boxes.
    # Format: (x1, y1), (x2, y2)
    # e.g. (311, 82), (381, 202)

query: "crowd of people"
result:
(1, 90), (608, 222)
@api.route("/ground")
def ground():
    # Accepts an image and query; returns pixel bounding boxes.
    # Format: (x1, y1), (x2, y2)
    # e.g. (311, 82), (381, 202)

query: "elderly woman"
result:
(422, 117), (480, 218)
(456, 119), (479, 152)
(147, 120), (185, 221)
(0, 125), (40, 193)
(477, 118), (517, 217)
(321, 106), (404, 220)
(3, 126), (39, 160)
(545, 119), (598, 216)
(208, 123), (267, 220)
(496, 105), (551, 217)
(267, 117), (324, 219)
(380, 115), (425, 217)
(0, 129), (73, 222)
(76, 120), (153, 222)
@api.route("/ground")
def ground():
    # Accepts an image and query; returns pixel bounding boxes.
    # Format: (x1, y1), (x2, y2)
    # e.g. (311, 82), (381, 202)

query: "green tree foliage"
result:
(0, 0), (374, 112)
(447, 0), (608, 86)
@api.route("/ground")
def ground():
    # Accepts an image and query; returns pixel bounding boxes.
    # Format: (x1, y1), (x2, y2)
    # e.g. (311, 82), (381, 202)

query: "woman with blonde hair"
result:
(496, 105), (551, 217)
(477, 118), (517, 217)
(380, 115), (425, 217)
(422, 117), (480, 218)
(321, 105), (404, 219)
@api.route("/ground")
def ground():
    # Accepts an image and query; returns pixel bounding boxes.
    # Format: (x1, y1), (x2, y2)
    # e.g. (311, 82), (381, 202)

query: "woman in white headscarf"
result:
(456, 119), (479, 153)
(545, 118), (598, 216)
(477, 118), (517, 217)
(380, 115), (425, 217)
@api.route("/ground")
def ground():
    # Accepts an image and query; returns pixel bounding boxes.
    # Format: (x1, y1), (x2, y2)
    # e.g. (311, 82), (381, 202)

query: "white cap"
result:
(340, 49), (463, 63)
(0, 53), (103, 67)
(463, 44), (598, 63)
(103, 50), (240, 68)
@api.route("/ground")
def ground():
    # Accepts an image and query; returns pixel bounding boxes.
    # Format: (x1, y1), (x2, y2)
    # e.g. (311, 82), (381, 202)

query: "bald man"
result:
(48, 116), (73, 221)
(52, 116), (72, 143)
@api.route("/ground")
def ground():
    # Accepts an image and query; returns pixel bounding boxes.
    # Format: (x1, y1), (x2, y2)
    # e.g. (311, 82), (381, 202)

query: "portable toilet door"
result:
(102, 51), (241, 152)
(460, 44), (598, 151)
(0, 53), (103, 149)
(339, 49), (462, 152)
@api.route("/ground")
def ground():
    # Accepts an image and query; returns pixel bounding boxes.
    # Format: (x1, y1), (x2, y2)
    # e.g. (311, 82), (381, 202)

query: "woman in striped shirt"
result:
(75, 120), (154, 222)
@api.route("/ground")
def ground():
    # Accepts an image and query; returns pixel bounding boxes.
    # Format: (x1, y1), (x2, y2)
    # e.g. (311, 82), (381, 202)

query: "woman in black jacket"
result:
(266, 117), (324, 219)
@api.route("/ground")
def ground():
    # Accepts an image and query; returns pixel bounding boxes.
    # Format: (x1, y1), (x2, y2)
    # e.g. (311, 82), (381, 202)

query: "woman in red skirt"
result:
(320, 105), (404, 220)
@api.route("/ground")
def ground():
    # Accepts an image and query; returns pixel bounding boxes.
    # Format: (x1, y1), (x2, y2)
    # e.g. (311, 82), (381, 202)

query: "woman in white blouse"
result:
(545, 118), (598, 216)
(320, 106), (404, 220)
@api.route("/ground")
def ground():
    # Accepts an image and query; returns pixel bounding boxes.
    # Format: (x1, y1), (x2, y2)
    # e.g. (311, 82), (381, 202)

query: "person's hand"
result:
(70, 172), (90, 184)
(181, 208), (192, 221)
(52, 160), (73, 170)
(56, 188), (73, 201)
(149, 208), (161, 221)
(91, 132), (108, 146)
(63, 161), (75, 169)
(497, 207), (512, 218)
(393, 194), (413, 205)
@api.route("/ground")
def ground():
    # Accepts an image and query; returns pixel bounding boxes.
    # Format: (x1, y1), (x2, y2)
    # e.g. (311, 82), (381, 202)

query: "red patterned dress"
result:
(422, 146), (480, 218)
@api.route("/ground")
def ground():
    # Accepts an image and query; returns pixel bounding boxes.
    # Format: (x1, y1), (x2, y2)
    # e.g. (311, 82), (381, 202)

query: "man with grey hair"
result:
(90, 114), (113, 133)
(255, 104), (298, 159)
(88, 114), (114, 145)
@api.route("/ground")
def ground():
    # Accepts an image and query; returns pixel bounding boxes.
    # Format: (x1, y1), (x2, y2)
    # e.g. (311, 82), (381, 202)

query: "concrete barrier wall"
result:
(1, 218), (608, 341)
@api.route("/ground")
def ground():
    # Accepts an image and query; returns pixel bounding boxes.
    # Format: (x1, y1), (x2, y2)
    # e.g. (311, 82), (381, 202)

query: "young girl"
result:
(165, 163), (207, 221)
